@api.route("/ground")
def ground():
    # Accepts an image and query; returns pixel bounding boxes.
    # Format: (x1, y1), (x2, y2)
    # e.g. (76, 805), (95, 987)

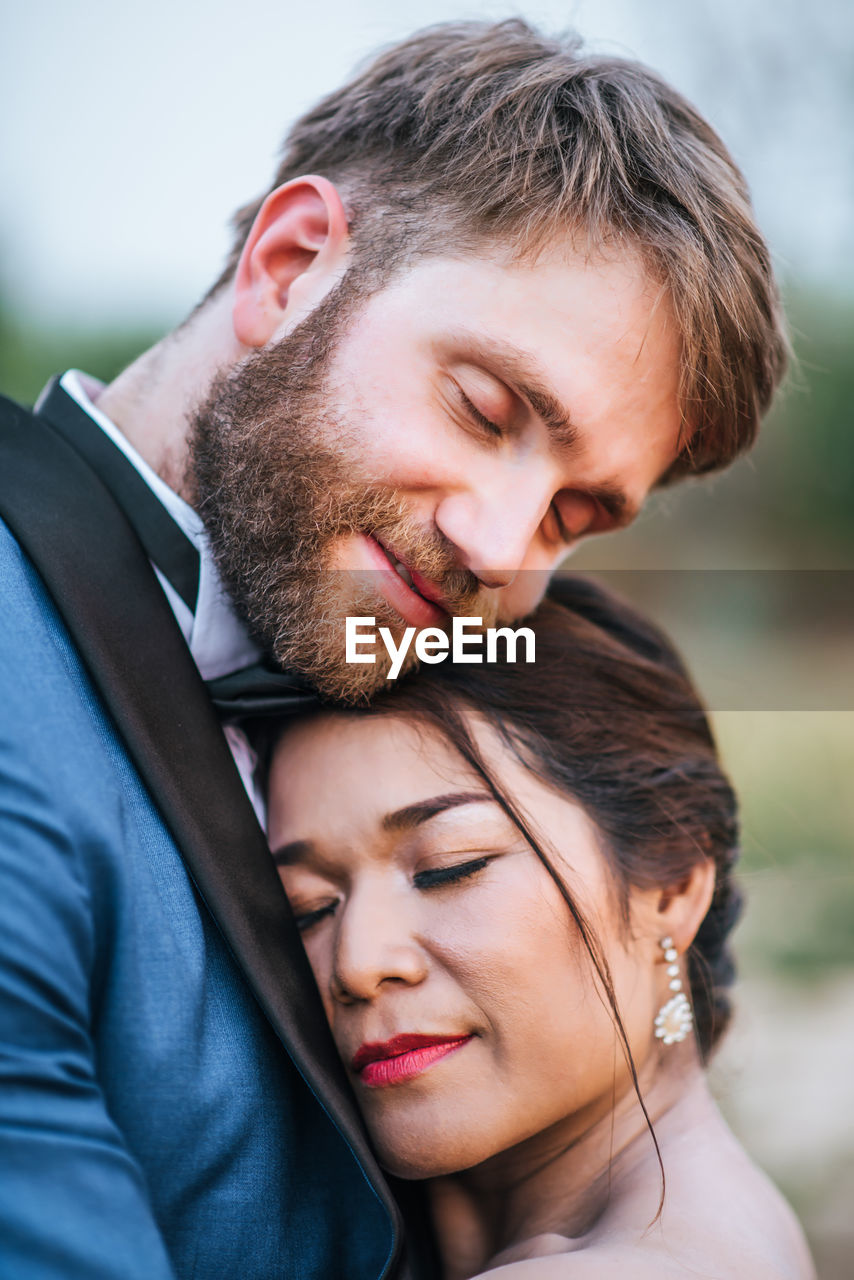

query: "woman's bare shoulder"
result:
(477, 1238), (808, 1280)
(469, 1154), (816, 1280)
(471, 1097), (816, 1280)
(475, 1241), (706, 1279)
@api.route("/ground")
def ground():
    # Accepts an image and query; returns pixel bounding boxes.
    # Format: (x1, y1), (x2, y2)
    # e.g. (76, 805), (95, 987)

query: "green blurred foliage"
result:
(571, 288), (854, 569)
(751, 289), (854, 551)
(714, 711), (854, 980)
(0, 298), (161, 408)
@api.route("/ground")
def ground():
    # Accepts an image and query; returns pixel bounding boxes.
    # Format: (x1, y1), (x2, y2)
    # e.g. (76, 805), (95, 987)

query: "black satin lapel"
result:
(36, 377), (201, 613)
(0, 396), (402, 1252)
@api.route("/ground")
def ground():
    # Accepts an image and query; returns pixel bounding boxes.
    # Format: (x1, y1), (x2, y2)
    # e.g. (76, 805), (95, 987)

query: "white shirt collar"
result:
(58, 369), (261, 681)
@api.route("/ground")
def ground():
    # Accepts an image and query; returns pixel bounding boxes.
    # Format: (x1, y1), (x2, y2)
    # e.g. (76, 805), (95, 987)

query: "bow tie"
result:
(206, 660), (318, 722)
(37, 377), (318, 723)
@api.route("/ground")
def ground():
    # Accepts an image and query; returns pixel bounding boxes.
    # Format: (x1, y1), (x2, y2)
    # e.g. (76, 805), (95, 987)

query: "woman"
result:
(267, 579), (815, 1279)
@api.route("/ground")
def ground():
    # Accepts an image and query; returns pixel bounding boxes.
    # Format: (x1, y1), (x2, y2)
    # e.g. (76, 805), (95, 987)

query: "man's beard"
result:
(187, 280), (495, 703)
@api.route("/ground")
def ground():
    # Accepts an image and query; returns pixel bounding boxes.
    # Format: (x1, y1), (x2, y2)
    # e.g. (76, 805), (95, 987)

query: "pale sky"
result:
(2, 0), (851, 327)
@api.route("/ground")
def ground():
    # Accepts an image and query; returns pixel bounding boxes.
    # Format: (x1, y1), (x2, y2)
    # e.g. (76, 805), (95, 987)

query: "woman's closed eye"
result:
(292, 899), (339, 932)
(413, 856), (491, 890)
(289, 855), (493, 931)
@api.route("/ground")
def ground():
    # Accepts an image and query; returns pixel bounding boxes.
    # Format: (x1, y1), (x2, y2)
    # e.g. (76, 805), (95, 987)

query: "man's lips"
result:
(360, 534), (450, 629)
(375, 537), (451, 610)
(351, 1033), (474, 1087)
(406, 565), (448, 610)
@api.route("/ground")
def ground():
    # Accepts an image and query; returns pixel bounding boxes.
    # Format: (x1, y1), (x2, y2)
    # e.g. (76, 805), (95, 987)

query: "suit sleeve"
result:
(0, 683), (178, 1278)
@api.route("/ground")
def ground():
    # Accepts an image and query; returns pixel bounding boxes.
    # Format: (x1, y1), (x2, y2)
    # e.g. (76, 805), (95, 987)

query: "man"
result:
(0, 19), (786, 1280)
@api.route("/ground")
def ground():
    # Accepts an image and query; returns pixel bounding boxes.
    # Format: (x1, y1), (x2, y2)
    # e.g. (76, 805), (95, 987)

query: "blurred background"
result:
(2, 0), (851, 1274)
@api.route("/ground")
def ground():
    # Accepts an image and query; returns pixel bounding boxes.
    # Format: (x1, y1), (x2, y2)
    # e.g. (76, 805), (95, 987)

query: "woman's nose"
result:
(330, 885), (428, 1004)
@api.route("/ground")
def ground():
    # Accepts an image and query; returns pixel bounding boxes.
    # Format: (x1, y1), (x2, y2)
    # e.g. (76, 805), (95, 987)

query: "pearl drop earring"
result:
(653, 935), (693, 1046)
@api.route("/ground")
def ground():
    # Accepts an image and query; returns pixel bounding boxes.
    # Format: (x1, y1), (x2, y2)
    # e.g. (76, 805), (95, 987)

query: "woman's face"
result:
(268, 712), (663, 1179)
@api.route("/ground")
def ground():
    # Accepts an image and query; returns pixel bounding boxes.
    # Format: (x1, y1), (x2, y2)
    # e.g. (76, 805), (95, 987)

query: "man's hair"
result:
(211, 19), (788, 480)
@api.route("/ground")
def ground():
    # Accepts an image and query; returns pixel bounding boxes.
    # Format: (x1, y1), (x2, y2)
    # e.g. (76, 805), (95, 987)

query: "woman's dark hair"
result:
(356, 575), (742, 1066)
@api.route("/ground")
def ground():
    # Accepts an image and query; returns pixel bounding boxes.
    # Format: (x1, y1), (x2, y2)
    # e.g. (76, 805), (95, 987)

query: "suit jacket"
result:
(0, 391), (412, 1279)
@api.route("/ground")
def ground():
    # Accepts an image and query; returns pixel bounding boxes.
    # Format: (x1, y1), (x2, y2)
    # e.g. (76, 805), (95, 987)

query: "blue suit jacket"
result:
(0, 393), (409, 1279)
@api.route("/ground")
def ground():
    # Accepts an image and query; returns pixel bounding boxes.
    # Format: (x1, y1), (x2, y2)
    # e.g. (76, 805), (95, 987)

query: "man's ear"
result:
(633, 859), (717, 956)
(232, 175), (350, 348)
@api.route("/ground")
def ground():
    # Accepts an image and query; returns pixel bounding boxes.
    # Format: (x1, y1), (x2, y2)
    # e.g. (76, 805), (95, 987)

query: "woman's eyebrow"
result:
(382, 790), (493, 833)
(271, 792), (494, 863)
(271, 838), (315, 867)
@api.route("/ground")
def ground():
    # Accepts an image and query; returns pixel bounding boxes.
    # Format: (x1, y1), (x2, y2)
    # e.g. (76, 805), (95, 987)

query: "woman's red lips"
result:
(351, 1033), (473, 1087)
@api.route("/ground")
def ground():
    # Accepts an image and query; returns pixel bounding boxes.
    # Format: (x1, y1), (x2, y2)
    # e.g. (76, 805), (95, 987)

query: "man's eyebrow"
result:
(442, 330), (579, 451)
(587, 481), (637, 526)
(382, 790), (493, 833)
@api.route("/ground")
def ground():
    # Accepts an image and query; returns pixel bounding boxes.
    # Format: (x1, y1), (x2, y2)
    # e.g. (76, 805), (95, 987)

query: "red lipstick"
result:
(351, 1033), (473, 1087)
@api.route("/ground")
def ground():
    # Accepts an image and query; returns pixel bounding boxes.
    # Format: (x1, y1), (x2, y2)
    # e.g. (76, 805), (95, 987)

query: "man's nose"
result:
(434, 471), (555, 589)
(330, 885), (427, 1004)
